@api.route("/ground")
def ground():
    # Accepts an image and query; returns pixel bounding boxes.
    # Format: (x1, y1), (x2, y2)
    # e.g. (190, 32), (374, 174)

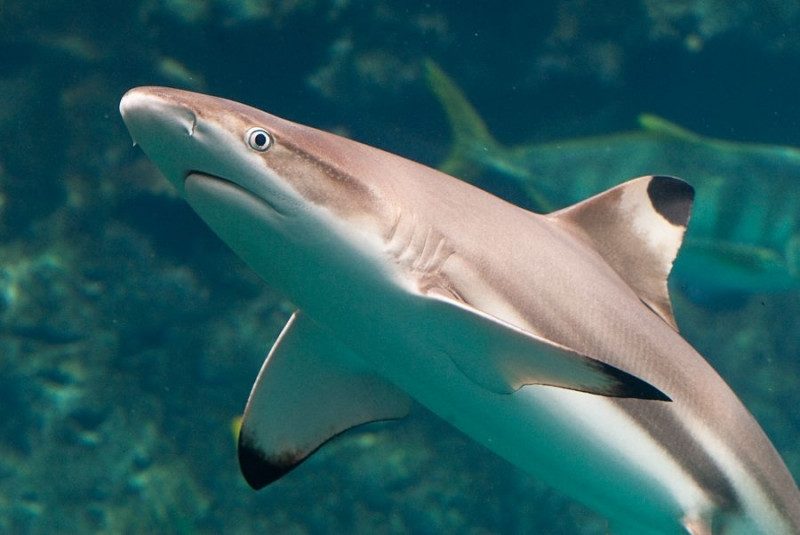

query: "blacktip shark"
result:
(425, 61), (800, 302)
(120, 86), (800, 534)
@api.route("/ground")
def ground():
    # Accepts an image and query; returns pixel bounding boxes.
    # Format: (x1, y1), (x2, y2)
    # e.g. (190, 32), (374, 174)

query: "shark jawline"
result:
(184, 171), (284, 216)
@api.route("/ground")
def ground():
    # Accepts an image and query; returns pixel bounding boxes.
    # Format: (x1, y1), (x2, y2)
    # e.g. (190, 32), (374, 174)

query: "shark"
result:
(425, 61), (800, 303)
(120, 87), (800, 534)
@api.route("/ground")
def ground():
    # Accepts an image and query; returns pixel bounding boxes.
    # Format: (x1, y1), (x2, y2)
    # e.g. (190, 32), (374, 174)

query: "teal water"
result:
(1, 1), (799, 533)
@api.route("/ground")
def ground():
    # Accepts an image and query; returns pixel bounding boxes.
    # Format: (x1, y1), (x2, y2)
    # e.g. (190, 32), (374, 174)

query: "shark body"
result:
(426, 62), (800, 302)
(120, 87), (800, 534)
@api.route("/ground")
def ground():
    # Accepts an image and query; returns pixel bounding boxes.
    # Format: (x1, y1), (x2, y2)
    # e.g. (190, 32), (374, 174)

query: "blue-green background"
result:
(1, 1), (799, 533)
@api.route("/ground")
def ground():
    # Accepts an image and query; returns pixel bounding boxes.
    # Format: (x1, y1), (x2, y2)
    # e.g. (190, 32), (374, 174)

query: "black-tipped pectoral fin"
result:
(424, 294), (670, 401)
(238, 312), (411, 490)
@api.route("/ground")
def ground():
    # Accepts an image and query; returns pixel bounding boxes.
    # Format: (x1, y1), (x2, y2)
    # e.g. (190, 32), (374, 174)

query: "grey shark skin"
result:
(425, 61), (800, 301)
(120, 87), (800, 534)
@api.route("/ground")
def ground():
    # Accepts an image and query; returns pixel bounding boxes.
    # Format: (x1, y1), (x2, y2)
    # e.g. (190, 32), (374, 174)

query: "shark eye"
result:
(246, 128), (273, 152)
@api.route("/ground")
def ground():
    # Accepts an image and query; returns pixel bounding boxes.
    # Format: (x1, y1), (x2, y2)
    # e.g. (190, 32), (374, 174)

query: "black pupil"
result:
(254, 132), (267, 147)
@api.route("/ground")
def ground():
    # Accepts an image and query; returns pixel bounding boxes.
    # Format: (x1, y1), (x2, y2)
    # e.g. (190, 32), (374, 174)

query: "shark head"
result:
(120, 87), (393, 222)
(119, 87), (403, 307)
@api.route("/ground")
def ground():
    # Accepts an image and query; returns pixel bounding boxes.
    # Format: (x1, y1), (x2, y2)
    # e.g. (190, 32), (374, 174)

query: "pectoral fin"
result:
(238, 312), (411, 489)
(423, 293), (670, 401)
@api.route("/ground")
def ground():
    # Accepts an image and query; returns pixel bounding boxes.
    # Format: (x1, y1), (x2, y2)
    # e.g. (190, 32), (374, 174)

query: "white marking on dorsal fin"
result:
(238, 312), (411, 489)
(549, 175), (694, 331)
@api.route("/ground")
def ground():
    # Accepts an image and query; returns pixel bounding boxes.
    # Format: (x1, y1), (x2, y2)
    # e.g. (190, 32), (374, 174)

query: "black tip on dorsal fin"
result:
(647, 175), (694, 227)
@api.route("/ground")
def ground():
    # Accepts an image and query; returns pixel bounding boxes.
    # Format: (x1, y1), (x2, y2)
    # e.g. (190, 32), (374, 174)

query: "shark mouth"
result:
(184, 171), (286, 217)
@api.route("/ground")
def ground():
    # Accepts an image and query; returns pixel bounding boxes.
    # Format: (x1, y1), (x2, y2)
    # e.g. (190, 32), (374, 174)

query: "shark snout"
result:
(120, 87), (198, 142)
(120, 87), (211, 193)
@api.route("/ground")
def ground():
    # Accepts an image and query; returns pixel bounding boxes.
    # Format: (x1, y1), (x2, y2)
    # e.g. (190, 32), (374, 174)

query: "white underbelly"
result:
(393, 359), (713, 534)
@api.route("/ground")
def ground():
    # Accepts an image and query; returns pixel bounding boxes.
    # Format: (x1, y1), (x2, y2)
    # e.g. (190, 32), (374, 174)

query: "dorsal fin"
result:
(548, 175), (694, 330)
(638, 114), (703, 142)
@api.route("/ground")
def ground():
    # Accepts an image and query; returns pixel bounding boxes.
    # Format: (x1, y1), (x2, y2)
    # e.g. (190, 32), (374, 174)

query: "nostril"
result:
(174, 106), (197, 137)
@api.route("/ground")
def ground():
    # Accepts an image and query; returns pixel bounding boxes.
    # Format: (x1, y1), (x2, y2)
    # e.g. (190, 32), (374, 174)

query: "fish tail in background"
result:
(423, 59), (498, 178)
(423, 60), (555, 211)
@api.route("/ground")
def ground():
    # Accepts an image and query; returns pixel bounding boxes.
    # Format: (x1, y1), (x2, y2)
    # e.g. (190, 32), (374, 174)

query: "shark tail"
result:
(424, 60), (555, 212)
